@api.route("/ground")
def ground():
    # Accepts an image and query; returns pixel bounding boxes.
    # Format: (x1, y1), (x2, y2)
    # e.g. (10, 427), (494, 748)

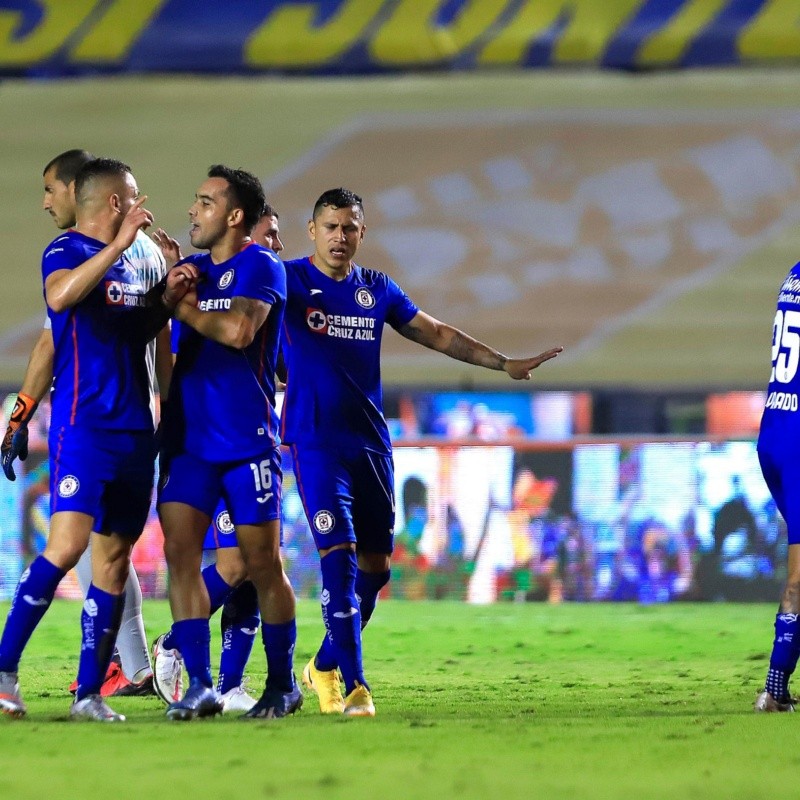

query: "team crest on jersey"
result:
(306, 307), (328, 334)
(57, 475), (80, 498)
(313, 510), (335, 534)
(105, 280), (145, 307)
(218, 269), (235, 289)
(216, 510), (234, 534)
(355, 287), (375, 309)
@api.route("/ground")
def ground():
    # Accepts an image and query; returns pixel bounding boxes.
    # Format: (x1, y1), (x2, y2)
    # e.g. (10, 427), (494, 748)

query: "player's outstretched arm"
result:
(175, 296), (270, 350)
(398, 310), (562, 380)
(46, 197), (154, 313)
(1, 328), (55, 481)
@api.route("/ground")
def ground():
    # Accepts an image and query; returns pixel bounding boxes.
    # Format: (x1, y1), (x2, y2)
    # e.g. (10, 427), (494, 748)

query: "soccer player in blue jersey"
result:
(0, 158), (191, 721)
(1, 149), (168, 700)
(151, 206), (286, 713)
(282, 188), (562, 715)
(158, 167), (301, 721)
(755, 261), (800, 712)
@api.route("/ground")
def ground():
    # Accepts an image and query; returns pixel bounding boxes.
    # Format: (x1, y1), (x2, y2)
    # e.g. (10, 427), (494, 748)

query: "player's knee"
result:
(42, 540), (84, 572)
(215, 550), (248, 585)
(357, 551), (390, 573)
(163, 533), (200, 569)
(242, 549), (283, 584)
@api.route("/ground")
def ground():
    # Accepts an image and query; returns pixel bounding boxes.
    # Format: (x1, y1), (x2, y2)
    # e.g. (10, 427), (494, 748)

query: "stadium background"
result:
(0, 0), (797, 606)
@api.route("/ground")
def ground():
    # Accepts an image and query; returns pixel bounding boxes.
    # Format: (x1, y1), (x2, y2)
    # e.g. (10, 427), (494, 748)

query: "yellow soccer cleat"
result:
(343, 683), (375, 717)
(302, 658), (345, 714)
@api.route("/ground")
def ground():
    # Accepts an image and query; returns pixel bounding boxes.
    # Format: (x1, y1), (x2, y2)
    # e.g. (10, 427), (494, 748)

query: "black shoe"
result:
(244, 679), (303, 719)
(166, 679), (223, 721)
(110, 674), (157, 697)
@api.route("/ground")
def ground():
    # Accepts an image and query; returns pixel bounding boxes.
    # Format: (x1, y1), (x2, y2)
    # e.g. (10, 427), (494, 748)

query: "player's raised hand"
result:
(163, 262), (199, 309)
(504, 347), (564, 380)
(115, 196), (154, 251)
(152, 228), (183, 268)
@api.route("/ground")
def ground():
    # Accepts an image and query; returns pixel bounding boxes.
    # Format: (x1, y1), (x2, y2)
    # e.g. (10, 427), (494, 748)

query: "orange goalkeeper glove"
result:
(2, 392), (38, 481)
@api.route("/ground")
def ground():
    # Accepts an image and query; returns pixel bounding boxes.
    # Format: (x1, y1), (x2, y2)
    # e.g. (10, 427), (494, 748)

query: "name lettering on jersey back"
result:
(105, 281), (145, 307)
(778, 276), (800, 306)
(198, 298), (232, 311)
(305, 307), (376, 340)
(765, 391), (799, 412)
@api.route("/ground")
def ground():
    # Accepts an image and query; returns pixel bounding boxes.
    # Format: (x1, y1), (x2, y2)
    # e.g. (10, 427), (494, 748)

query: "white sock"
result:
(115, 562), (152, 682)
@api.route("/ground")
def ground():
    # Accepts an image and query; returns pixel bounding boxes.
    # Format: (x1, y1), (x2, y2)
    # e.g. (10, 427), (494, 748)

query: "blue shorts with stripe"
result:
(758, 423), (800, 545)
(203, 502), (239, 550)
(49, 426), (155, 539)
(158, 447), (282, 527)
(290, 444), (394, 553)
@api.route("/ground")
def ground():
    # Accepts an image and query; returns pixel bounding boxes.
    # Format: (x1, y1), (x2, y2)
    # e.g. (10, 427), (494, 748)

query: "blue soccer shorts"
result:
(202, 501), (239, 550)
(290, 444), (395, 553)
(758, 432), (800, 545)
(159, 447), (282, 527)
(49, 426), (155, 539)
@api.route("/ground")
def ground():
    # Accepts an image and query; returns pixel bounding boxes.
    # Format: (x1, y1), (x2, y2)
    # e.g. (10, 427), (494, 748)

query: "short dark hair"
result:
(208, 165), (266, 233)
(43, 149), (94, 185)
(263, 203), (278, 220)
(312, 188), (364, 220)
(74, 158), (132, 204)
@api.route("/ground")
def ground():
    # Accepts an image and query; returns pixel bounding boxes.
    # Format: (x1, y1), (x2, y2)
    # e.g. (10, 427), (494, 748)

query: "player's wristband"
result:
(9, 393), (38, 430)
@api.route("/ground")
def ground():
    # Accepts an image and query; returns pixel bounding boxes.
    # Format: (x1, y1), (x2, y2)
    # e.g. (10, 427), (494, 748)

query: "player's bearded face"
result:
(189, 178), (230, 249)
(42, 168), (76, 230)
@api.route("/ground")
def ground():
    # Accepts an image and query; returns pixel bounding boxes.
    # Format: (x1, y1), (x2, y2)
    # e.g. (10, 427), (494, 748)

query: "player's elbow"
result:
(226, 318), (256, 349)
(45, 291), (70, 315)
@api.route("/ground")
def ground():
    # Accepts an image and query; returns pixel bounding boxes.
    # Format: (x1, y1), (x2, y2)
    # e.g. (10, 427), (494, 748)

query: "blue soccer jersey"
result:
(280, 257), (419, 454)
(42, 230), (154, 431)
(758, 260), (800, 541)
(760, 261), (800, 426)
(166, 242), (285, 463)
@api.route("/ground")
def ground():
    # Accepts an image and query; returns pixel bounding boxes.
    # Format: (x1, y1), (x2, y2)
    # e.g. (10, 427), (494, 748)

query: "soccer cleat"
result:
(70, 694), (126, 722)
(244, 679), (303, 719)
(152, 633), (184, 705)
(0, 670), (26, 718)
(104, 672), (156, 697)
(754, 690), (795, 712)
(69, 654), (123, 696)
(165, 678), (223, 721)
(220, 682), (258, 714)
(343, 683), (375, 717)
(302, 658), (344, 714)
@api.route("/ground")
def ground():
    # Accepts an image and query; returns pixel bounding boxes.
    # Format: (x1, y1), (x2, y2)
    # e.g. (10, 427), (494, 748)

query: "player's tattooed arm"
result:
(399, 310), (563, 380)
(175, 295), (270, 349)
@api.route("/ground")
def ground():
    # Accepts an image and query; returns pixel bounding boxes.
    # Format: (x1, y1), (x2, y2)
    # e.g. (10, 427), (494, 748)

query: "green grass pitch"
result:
(0, 599), (789, 800)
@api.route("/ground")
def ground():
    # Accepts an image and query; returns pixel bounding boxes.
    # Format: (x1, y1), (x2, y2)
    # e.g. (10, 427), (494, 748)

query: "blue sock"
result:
(766, 612), (800, 700)
(315, 568), (390, 672)
(262, 619), (296, 692)
(162, 565), (234, 651)
(172, 618), (213, 688)
(319, 549), (365, 693)
(0, 556), (64, 672)
(217, 581), (260, 694)
(75, 584), (125, 700)
(203, 564), (236, 615)
(356, 569), (391, 625)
